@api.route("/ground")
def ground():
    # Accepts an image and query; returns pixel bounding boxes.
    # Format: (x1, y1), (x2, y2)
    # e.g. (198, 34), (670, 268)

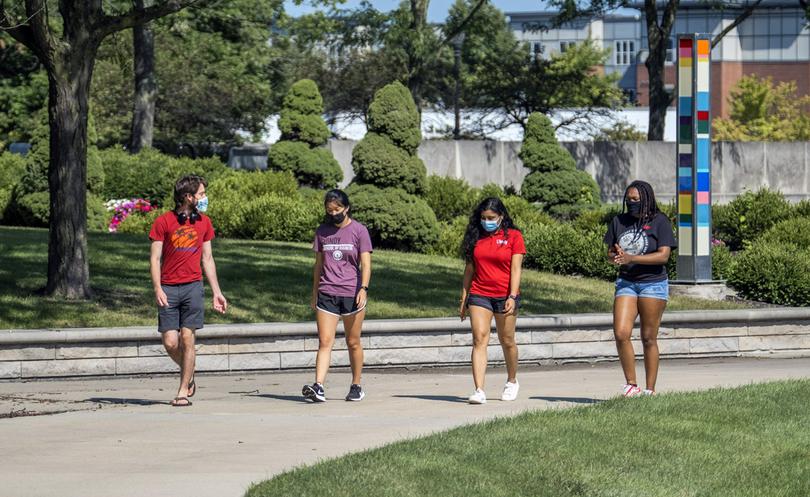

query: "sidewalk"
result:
(1, 357), (808, 497)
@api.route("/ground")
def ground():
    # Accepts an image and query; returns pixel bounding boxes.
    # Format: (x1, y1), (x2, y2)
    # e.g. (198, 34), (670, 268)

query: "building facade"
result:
(507, 1), (810, 118)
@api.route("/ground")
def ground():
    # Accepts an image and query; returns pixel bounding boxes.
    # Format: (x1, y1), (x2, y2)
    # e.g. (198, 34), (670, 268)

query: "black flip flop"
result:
(171, 397), (192, 407)
(188, 378), (196, 398)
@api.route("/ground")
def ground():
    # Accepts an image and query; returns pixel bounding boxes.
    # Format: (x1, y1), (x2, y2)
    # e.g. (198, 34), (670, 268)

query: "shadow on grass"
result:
(391, 394), (468, 403)
(530, 396), (603, 404)
(86, 397), (169, 406)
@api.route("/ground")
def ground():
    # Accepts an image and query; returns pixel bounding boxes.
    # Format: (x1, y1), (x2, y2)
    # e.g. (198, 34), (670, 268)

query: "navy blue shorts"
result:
(316, 292), (366, 316)
(466, 294), (521, 314)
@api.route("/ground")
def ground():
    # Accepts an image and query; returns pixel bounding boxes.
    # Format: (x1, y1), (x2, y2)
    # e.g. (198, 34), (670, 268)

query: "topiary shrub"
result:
(501, 195), (552, 229)
(758, 217), (810, 250)
(366, 81), (422, 154)
(351, 82), (427, 195)
(519, 113), (600, 217)
(346, 184), (440, 252)
(268, 79), (342, 189)
(712, 188), (791, 250)
(728, 241), (810, 306)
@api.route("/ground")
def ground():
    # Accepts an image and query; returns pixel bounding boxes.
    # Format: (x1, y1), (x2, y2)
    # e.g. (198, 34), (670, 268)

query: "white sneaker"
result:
(501, 381), (520, 401)
(622, 384), (642, 397)
(643, 389), (656, 396)
(468, 388), (487, 404)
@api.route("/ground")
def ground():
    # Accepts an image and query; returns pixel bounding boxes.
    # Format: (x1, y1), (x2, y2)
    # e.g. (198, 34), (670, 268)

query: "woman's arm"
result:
(503, 253), (524, 314)
(356, 251), (371, 306)
(310, 252), (324, 311)
(459, 262), (475, 321)
(613, 246), (671, 266)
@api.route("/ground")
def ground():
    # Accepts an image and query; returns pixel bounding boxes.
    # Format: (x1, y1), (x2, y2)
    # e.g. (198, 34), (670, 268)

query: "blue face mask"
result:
(481, 219), (501, 233)
(196, 196), (209, 213)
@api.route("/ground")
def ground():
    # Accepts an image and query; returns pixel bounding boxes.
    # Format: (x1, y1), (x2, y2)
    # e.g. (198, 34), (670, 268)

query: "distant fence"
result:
(316, 140), (810, 205)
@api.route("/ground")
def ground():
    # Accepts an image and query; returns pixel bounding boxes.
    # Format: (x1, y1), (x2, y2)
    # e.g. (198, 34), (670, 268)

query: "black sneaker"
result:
(345, 384), (365, 401)
(302, 382), (325, 402)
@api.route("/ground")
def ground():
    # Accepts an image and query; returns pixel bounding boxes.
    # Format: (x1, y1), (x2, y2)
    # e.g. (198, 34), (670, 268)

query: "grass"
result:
(0, 226), (743, 329)
(246, 380), (810, 497)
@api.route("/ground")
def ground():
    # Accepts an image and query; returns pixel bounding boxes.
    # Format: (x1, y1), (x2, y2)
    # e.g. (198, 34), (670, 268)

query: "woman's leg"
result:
(613, 296), (639, 385)
(342, 309), (366, 385)
(493, 312), (518, 383)
(638, 297), (667, 392)
(469, 305), (495, 390)
(315, 310), (340, 384)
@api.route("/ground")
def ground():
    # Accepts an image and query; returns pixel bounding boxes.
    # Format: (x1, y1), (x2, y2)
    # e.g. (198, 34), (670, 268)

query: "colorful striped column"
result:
(676, 34), (713, 282)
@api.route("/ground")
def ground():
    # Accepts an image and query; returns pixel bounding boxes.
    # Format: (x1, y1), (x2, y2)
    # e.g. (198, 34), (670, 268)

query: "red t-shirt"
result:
(470, 228), (526, 297)
(149, 211), (215, 285)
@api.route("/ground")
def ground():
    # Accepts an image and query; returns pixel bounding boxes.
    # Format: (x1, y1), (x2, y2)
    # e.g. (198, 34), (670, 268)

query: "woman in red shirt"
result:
(459, 197), (526, 404)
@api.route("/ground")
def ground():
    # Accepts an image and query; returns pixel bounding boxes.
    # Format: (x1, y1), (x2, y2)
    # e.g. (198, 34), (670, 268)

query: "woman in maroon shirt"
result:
(459, 197), (526, 404)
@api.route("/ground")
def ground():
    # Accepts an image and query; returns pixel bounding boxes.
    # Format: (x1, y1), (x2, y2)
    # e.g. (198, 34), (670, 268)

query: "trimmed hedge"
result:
(424, 175), (477, 223)
(523, 221), (616, 280)
(728, 241), (810, 306)
(713, 188), (791, 250)
(352, 133), (426, 195)
(366, 81), (421, 154)
(346, 184), (440, 252)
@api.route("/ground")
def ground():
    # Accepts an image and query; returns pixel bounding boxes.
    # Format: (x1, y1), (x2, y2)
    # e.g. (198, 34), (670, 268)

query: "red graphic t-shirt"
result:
(149, 211), (215, 285)
(470, 228), (526, 297)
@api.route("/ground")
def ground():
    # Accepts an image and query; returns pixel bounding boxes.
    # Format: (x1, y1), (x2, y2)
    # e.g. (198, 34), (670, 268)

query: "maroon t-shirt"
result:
(149, 211), (215, 285)
(313, 220), (373, 297)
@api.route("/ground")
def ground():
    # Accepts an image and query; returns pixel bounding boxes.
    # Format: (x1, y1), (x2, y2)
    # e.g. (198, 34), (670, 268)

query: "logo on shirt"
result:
(496, 239), (509, 246)
(171, 226), (199, 252)
(333, 250), (344, 261)
(618, 228), (648, 256)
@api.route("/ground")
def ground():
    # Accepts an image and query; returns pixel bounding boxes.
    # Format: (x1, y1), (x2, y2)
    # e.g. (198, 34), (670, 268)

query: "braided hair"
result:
(462, 197), (518, 262)
(623, 180), (660, 225)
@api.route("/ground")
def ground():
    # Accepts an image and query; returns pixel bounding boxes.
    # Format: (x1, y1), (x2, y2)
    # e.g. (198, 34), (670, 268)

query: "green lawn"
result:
(0, 226), (742, 329)
(246, 380), (810, 497)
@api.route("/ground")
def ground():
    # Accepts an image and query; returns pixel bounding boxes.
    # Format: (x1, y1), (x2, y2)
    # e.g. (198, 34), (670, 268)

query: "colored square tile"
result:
(679, 194), (693, 214)
(679, 154), (692, 167)
(696, 139), (710, 170)
(697, 120), (710, 134)
(697, 204), (710, 226)
(679, 166), (692, 178)
(697, 191), (710, 204)
(697, 39), (710, 55)
(679, 177), (693, 192)
(679, 227), (693, 256)
(697, 172), (710, 191)
(679, 214), (693, 227)
(679, 57), (693, 67)
(697, 92), (710, 110)
(679, 97), (692, 116)
(679, 38), (693, 49)
(697, 227), (711, 256)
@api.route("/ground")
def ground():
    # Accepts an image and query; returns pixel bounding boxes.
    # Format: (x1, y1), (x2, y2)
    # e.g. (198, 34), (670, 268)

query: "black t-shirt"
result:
(603, 212), (677, 282)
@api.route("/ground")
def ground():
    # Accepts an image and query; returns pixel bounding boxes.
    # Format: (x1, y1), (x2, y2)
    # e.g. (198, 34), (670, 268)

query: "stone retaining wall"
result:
(1, 309), (809, 379)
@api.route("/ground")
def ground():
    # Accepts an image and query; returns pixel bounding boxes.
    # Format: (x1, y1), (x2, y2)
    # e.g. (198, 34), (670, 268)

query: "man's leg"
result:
(176, 327), (196, 400)
(161, 330), (182, 366)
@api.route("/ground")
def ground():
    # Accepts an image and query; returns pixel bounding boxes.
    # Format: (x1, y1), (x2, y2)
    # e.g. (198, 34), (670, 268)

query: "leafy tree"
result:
(0, 0), (201, 298)
(0, 33), (46, 149)
(713, 76), (810, 141)
(268, 79), (342, 188)
(549, 0), (769, 141)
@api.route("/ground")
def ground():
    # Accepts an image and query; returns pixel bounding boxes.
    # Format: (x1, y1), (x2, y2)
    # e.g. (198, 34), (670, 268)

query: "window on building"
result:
(531, 42), (545, 60)
(615, 40), (636, 65)
(560, 41), (576, 53)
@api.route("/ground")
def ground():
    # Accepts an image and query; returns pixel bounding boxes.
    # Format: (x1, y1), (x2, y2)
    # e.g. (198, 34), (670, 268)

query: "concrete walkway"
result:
(1, 357), (808, 497)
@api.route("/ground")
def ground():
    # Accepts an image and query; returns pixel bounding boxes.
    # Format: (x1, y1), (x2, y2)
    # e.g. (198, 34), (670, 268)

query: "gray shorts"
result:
(158, 280), (204, 332)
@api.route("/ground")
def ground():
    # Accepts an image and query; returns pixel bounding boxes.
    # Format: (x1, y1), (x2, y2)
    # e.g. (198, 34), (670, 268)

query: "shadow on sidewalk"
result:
(248, 393), (310, 403)
(392, 394), (467, 403)
(530, 396), (603, 404)
(86, 397), (169, 406)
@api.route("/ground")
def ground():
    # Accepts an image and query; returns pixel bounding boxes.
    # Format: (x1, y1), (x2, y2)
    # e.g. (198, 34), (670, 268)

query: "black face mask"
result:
(627, 201), (642, 217)
(328, 211), (346, 225)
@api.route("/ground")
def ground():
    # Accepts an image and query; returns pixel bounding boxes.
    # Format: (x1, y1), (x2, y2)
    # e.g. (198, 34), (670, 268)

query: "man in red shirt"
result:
(149, 175), (227, 407)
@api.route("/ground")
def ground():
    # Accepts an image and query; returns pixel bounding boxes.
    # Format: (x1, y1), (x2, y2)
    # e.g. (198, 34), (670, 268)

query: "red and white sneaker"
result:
(622, 384), (642, 397)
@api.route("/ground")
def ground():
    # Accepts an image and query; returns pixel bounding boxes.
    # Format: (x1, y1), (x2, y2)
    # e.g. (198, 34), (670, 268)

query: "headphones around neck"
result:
(175, 209), (200, 225)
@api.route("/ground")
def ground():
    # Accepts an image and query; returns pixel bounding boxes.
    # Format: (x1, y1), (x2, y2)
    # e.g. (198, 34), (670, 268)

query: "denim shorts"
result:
(614, 278), (669, 301)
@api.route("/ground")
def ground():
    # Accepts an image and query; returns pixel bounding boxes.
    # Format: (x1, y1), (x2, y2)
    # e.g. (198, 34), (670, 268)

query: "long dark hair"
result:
(622, 180), (660, 225)
(462, 197), (517, 262)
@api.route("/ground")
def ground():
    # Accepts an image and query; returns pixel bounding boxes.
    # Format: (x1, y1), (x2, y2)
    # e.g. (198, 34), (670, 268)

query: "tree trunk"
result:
(646, 48), (670, 141)
(45, 53), (97, 299)
(130, 0), (156, 153)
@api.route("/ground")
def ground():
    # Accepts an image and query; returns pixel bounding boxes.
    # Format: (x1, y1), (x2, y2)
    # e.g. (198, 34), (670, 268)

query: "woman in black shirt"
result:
(604, 180), (677, 397)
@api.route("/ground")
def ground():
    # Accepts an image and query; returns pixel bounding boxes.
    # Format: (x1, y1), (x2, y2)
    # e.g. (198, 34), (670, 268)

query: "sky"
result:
(284, 0), (549, 22)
